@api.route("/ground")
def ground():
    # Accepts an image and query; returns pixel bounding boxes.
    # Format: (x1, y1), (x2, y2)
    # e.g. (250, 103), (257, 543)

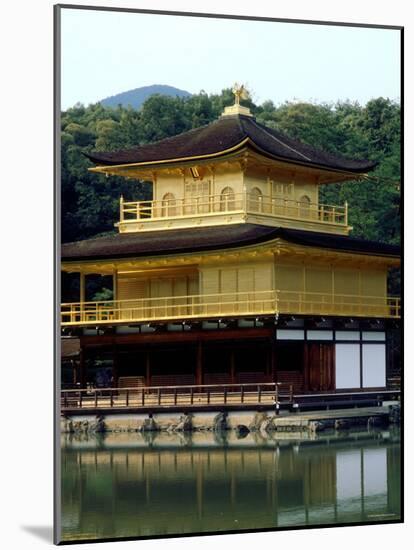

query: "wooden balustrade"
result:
(119, 192), (348, 227)
(61, 290), (400, 326)
(61, 382), (285, 411)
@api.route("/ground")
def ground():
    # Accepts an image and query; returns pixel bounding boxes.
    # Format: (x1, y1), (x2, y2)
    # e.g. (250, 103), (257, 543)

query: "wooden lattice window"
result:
(184, 180), (210, 213)
(272, 181), (294, 197)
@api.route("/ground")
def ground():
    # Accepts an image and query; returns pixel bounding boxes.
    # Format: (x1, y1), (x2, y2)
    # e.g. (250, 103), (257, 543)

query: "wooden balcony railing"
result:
(60, 384), (400, 413)
(119, 192), (348, 228)
(61, 382), (291, 411)
(61, 290), (400, 326)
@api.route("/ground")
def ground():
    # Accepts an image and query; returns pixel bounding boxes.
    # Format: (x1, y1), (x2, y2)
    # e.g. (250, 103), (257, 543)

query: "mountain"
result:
(100, 85), (191, 109)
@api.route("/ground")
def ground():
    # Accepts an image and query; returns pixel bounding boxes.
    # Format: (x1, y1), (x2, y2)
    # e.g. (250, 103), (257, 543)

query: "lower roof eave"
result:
(61, 224), (400, 266)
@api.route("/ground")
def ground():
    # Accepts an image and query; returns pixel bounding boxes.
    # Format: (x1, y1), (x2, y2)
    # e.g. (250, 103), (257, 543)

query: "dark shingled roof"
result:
(85, 114), (377, 174)
(61, 224), (400, 262)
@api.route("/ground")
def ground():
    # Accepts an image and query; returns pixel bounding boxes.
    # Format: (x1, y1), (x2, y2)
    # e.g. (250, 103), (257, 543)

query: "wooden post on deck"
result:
(271, 340), (277, 383)
(196, 342), (203, 385)
(230, 349), (235, 384)
(146, 351), (151, 386)
(265, 340), (271, 378)
(112, 346), (119, 387)
(72, 359), (78, 386)
(303, 342), (310, 391)
(79, 348), (86, 389)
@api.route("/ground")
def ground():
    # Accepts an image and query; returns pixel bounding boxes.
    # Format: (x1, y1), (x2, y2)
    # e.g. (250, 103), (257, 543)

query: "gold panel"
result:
(117, 277), (148, 301)
(275, 262), (304, 292)
(238, 267), (255, 293)
(254, 264), (273, 292)
(333, 267), (359, 295)
(201, 269), (220, 296)
(305, 266), (332, 294)
(361, 269), (386, 298)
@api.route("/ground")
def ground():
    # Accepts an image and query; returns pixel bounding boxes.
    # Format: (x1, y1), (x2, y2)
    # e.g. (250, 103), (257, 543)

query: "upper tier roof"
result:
(84, 114), (377, 174)
(61, 224), (400, 262)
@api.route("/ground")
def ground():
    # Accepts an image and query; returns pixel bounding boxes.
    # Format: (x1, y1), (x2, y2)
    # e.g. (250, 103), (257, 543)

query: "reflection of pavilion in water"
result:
(61, 431), (400, 540)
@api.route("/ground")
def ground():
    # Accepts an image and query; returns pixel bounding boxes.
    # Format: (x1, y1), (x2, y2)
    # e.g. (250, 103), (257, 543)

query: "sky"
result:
(60, 8), (401, 110)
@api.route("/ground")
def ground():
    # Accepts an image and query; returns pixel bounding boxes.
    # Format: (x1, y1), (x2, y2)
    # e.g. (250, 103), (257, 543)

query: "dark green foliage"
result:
(255, 97), (401, 245)
(61, 90), (400, 247)
(61, 104), (151, 243)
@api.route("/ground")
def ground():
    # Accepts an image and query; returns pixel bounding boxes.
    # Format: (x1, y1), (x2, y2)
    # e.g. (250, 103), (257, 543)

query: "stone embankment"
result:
(61, 404), (400, 435)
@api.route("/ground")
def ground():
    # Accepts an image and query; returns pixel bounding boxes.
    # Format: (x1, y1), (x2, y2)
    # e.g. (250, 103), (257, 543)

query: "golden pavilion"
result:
(60, 87), (400, 406)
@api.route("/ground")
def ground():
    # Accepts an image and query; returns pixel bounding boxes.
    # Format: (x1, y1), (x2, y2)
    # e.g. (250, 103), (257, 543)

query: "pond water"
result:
(60, 428), (401, 542)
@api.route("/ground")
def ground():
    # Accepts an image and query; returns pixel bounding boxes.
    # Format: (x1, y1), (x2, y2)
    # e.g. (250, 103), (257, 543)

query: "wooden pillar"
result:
(79, 348), (86, 388)
(230, 349), (235, 384)
(303, 342), (310, 391)
(120, 195), (124, 222)
(79, 273), (86, 323)
(271, 340), (277, 383)
(80, 272), (86, 303)
(265, 340), (271, 377)
(112, 346), (118, 387)
(196, 341), (203, 385)
(152, 172), (157, 202)
(72, 360), (78, 385)
(146, 351), (151, 386)
(112, 270), (118, 301)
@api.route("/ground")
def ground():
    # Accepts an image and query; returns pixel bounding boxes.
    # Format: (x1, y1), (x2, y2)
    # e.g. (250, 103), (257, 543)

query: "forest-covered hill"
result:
(61, 88), (400, 247)
(100, 84), (191, 109)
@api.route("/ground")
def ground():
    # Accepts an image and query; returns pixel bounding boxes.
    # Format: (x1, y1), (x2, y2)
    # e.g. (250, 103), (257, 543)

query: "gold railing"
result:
(61, 290), (400, 326)
(120, 192), (348, 227)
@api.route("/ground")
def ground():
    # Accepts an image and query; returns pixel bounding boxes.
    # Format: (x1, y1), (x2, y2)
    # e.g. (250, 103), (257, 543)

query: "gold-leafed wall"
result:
(274, 258), (388, 301)
(153, 164), (245, 205)
(117, 271), (199, 302)
(116, 258), (388, 305)
(244, 165), (319, 204)
(118, 277), (148, 301)
(200, 263), (274, 297)
(152, 162), (320, 208)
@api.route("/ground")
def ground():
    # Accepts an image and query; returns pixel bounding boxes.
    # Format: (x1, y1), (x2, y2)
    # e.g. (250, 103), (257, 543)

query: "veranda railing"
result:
(119, 192), (348, 227)
(61, 289), (400, 326)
